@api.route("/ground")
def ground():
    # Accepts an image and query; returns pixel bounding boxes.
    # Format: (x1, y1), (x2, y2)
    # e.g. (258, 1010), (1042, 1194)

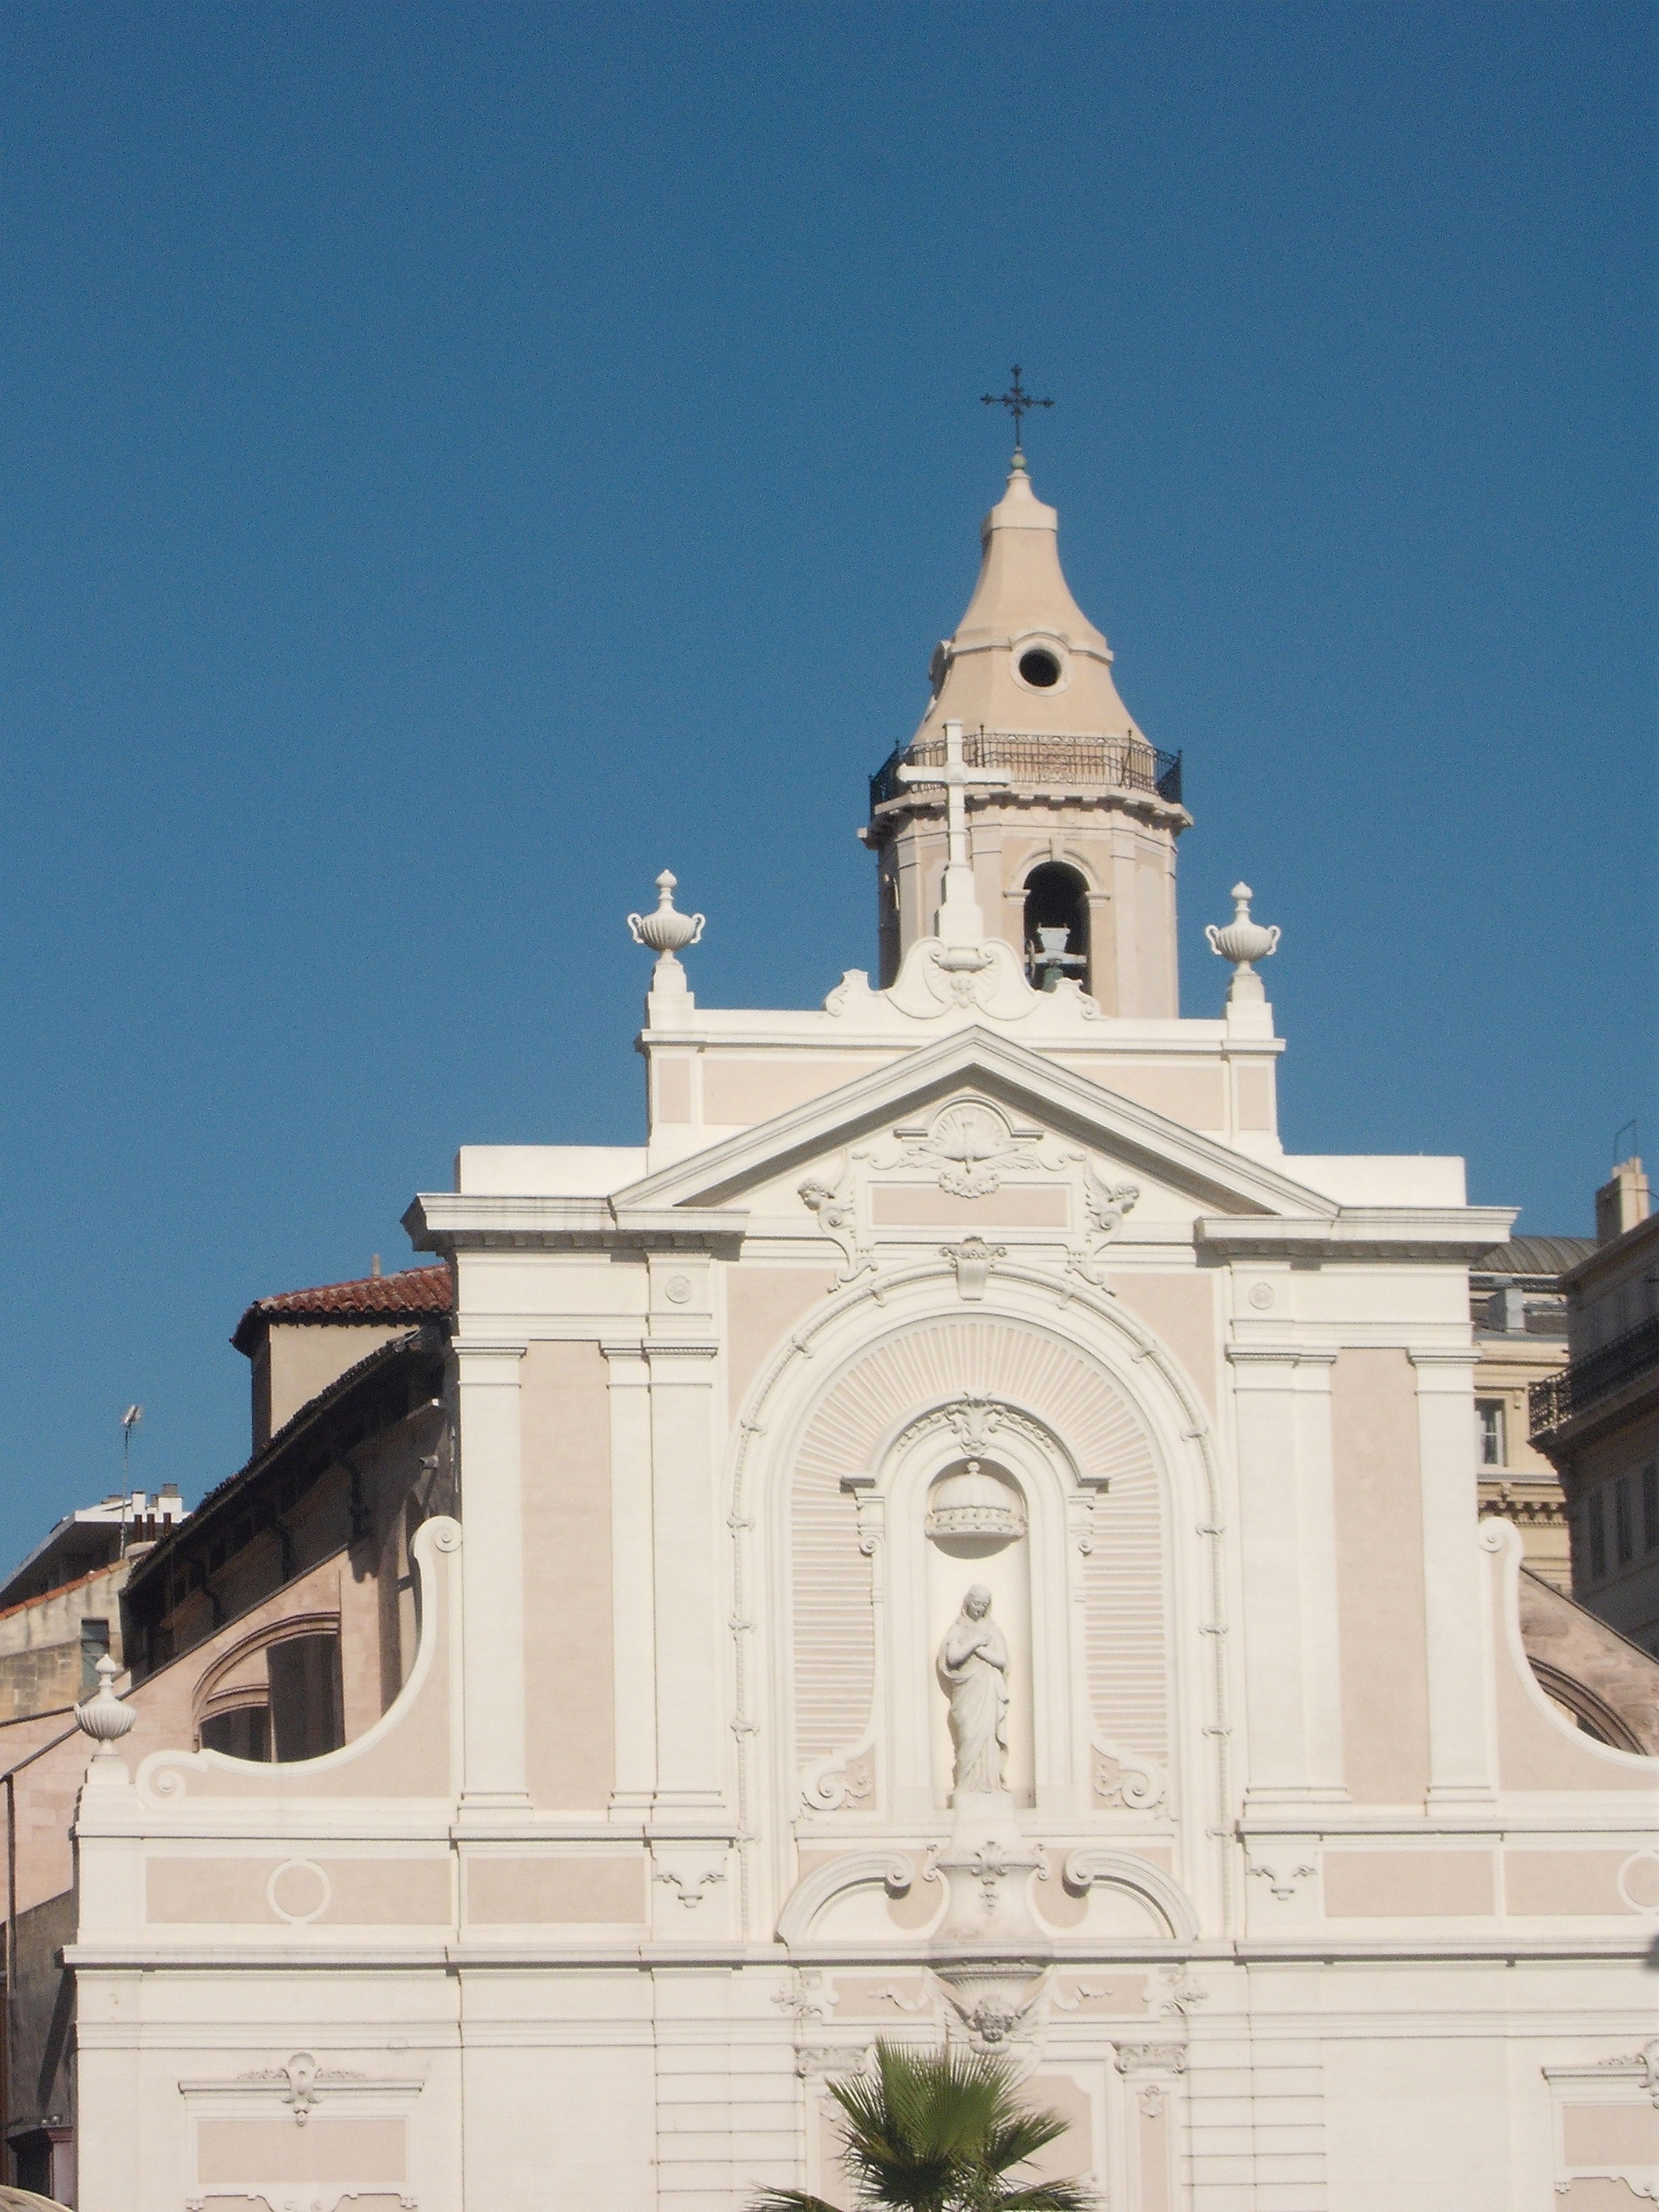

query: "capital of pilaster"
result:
(600, 1338), (651, 1378)
(452, 1339), (528, 1383)
(1226, 1347), (1336, 1386)
(1408, 1348), (1479, 1393)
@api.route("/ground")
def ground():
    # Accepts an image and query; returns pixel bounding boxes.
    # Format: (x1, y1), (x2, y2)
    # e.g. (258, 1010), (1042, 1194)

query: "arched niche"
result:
(923, 1454), (1033, 1807)
(775, 1305), (1178, 1833)
(1022, 861), (1091, 991)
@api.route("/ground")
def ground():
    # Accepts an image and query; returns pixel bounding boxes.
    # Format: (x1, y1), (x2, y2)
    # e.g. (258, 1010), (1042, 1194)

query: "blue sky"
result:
(0, 2), (1653, 1530)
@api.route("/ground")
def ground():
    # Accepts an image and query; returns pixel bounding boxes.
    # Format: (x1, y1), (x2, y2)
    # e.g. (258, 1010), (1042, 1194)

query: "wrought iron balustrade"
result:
(1528, 1312), (1659, 1437)
(869, 728), (1183, 811)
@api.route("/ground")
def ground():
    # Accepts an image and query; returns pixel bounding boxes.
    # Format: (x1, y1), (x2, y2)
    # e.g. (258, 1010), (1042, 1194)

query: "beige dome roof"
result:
(916, 459), (1142, 745)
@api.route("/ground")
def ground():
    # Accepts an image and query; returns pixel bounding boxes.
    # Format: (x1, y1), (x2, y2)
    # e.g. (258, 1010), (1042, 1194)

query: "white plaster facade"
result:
(67, 462), (1659, 2212)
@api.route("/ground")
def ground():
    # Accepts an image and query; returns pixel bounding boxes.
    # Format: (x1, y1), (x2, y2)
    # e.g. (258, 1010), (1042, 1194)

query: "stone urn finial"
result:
(76, 1651), (134, 1760)
(628, 870), (705, 984)
(1205, 882), (1280, 975)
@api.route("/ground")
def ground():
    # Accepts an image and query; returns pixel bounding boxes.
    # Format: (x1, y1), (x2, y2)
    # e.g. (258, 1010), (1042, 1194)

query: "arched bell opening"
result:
(1023, 862), (1090, 991)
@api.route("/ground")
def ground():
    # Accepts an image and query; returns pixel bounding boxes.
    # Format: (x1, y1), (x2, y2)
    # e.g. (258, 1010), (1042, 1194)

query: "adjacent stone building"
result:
(1470, 1234), (1589, 1589)
(1532, 1160), (1659, 1658)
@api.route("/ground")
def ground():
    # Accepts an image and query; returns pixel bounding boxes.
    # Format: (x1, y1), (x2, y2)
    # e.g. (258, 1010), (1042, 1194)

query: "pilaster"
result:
(602, 1341), (657, 1814)
(1228, 1347), (1347, 1808)
(647, 1339), (725, 1812)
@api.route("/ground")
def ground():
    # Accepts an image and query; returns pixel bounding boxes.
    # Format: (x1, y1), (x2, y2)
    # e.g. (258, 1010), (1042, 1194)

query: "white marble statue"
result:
(937, 1584), (1010, 1797)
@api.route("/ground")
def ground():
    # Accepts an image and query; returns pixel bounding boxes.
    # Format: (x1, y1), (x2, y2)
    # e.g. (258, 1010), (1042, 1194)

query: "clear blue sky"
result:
(0, 2), (1653, 1532)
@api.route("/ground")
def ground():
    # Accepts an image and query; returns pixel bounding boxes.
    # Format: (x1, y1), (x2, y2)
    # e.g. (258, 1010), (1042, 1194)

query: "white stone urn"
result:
(76, 1652), (135, 1759)
(628, 870), (705, 960)
(1204, 882), (1279, 972)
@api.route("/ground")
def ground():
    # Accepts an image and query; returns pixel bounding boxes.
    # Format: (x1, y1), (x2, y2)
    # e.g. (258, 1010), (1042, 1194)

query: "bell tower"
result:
(863, 454), (1190, 1014)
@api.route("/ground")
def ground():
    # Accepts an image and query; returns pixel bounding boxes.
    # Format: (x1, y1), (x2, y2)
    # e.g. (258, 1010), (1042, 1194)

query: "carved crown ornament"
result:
(795, 1099), (1141, 1294)
(177, 2048), (425, 2125)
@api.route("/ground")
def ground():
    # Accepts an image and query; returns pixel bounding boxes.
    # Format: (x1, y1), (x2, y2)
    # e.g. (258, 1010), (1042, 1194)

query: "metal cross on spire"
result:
(981, 364), (1053, 454)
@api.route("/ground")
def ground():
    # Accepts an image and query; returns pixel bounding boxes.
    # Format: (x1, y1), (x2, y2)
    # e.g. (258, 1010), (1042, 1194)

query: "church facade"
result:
(69, 459), (1658, 2211)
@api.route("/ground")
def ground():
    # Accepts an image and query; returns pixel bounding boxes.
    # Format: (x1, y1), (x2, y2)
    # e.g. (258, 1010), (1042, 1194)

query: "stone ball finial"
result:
(75, 1651), (135, 1758)
(1204, 882), (1280, 973)
(628, 870), (705, 961)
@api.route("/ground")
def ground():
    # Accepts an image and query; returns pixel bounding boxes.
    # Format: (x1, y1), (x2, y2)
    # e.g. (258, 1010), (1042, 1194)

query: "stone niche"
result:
(925, 1458), (1033, 1807)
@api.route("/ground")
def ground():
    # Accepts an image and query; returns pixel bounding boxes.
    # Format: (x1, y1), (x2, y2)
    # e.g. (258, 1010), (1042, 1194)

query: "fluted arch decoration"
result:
(790, 1316), (1165, 1778)
(722, 1258), (1235, 1939)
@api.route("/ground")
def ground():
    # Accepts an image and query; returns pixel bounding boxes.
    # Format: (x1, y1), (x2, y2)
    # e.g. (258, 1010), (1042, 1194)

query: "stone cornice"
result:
(1198, 1208), (1515, 1261)
(405, 1193), (747, 1256)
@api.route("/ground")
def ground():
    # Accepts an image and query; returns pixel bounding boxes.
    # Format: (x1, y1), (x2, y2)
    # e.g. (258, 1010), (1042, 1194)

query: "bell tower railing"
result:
(869, 727), (1183, 812)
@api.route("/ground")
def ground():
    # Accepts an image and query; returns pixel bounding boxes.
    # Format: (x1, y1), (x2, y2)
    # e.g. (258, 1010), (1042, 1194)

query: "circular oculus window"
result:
(1017, 647), (1063, 689)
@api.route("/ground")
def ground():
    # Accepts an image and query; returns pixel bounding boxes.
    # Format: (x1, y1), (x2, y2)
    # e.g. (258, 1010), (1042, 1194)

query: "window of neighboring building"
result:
(199, 1704), (272, 1760)
(194, 1626), (344, 1762)
(1614, 1475), (1635, 1568)
(1641, 1460), (1658, 1553)
(267, 1631), (344, 1762)
(1586, 1489), (1607, 1582)
(1475, 1399), (1505, 1467)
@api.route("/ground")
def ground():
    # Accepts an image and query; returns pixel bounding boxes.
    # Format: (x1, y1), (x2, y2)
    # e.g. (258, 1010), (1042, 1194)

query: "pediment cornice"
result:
(616, 1027), (1330, 1220)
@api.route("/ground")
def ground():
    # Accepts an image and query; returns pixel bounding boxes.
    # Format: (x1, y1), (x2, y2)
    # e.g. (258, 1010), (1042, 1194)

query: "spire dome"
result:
(917, 462), (1141, 743)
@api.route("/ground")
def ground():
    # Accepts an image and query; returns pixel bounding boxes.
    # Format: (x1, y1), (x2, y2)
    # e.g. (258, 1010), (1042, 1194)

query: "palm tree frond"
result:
(758, 2040), (1092, 2212)
(993, 2182), (1096, 2212)
(981, 2110), (1071, 2171)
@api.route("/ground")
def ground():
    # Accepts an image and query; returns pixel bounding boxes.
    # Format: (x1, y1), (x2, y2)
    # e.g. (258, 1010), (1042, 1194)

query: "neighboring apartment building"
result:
(0, 1489), (190, 1725)
(1532, 1158), (1659, 1658)
(0, 1267), (452, 2202)
(1470, 1234), (1591, 1589)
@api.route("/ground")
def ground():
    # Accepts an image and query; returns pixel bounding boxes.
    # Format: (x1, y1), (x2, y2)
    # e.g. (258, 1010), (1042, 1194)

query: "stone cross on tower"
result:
(895, 719), (1008, 948)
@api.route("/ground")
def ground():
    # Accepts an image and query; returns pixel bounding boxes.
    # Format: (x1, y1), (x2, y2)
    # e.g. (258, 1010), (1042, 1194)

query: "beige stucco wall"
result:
(520, 1339), (614, 1810)
(261, 1320), (413, 1444)
(725, 1265), (838, 1412)
(1112, 1271), (1219, 1412)
(1332, 1349), (1429, 1803)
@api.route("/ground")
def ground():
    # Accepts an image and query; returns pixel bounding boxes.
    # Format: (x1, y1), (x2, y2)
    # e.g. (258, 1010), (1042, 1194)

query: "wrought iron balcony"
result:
(1529, 1312), (1659, 1438)
(869, 728), (1183, 813)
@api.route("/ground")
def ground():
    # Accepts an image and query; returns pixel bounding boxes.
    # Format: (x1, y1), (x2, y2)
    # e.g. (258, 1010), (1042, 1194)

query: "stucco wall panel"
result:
(1504, 1850), (1645, 1915)
(725, 1266), (838, 1412)
(1111, 1271), (1218, 1412)
(1322, 1849), (1495, 1917)
(1332, 1349), (1429, 1803)
(465, 1853), (646, 1925)
(703, 1058), (876, 1124)
(1097, 1063), (1225, 1132)
(869, 1185), (1069, 1227)
(520, 1340), (613, 1811)
(197, 2118), (405, 2185)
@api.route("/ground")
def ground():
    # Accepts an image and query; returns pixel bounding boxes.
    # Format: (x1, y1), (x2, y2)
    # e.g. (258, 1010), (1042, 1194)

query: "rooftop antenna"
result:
(119, 1404), (143, 1558)
(1612, 1118), (1639, 1165)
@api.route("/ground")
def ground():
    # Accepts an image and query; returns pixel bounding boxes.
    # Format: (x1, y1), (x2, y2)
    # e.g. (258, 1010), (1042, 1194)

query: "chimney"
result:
(1595, 1156), (1652, 1245)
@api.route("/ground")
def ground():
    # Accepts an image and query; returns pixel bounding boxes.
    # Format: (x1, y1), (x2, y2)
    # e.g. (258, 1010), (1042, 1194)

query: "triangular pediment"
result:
(614, 1027), (1336, 1224)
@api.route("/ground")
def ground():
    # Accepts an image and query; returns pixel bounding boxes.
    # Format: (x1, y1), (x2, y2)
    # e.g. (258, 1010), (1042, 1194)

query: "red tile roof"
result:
(232, 1265), (452, 1351)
